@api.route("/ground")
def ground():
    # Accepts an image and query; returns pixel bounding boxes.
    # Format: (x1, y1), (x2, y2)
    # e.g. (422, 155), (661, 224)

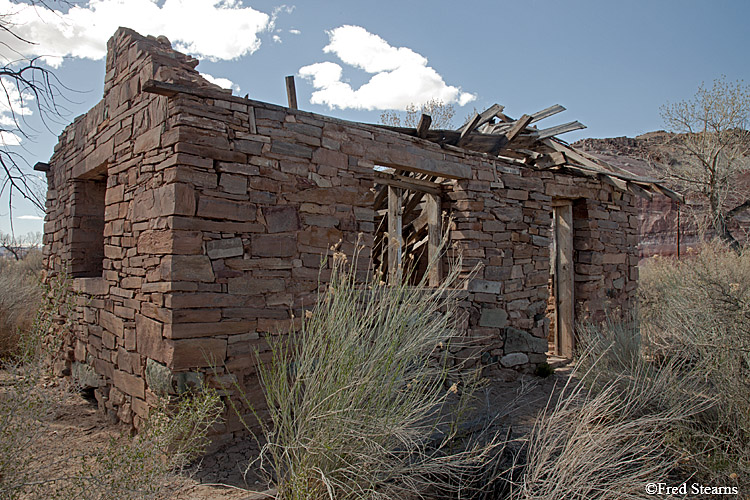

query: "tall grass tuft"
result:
(513, 321), (714, 500)
(639, 242), (750, 486)
(0, 267), (224, 500)
(0, 250), (43, 360)
(243, 244), (509, 499)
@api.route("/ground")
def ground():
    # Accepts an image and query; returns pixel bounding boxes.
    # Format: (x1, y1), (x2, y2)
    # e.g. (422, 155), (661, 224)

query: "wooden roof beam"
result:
(504, 114), (534, 145)
(627, 181), (653, 200)
(535, 121), (586, 140)
(533, 151), (567, 169)
(457, 112), (482, 147)
(651, 183), (685, 203)
(416, 114), (432, 139)
(529, 104), (566, 124)
(456, 103), (505, 132)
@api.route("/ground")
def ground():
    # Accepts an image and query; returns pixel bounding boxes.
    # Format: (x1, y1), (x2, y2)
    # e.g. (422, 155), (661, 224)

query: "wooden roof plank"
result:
(504, 114), (534, 145)
(416, 114), (432, 139)
(627, 181), (653, 200)
(457, 112), (482, 147)
(535, 121), (586, 140)
(529, 104), (566, 124)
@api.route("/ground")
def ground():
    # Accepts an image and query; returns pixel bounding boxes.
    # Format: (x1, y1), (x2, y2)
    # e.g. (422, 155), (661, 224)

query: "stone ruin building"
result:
(38, 28), (681, 438)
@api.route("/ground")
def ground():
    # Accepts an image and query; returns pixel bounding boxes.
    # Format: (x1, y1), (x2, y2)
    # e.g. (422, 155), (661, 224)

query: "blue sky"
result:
(1, 0), (749, 234)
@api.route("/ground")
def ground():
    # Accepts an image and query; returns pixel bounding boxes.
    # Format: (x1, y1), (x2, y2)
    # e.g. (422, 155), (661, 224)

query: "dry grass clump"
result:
(242, 247), (510, 500)
(1, 372), (223, 500)
(512, 319), (713, 500)
(0, 250), (43, 359)
(517, 242), (750, 499)
(514, 365), (704, 500)
(0, 269), (224, 500)
(512, 239), (750, 500)
(640, 242), (750, 484)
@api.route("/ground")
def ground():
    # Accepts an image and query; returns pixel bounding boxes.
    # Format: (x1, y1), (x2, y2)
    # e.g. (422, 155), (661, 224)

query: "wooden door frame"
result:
(552, 200), (575, 358)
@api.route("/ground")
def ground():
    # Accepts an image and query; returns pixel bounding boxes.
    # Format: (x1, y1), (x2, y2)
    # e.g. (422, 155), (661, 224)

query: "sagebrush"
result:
(239, 245), (512, 500)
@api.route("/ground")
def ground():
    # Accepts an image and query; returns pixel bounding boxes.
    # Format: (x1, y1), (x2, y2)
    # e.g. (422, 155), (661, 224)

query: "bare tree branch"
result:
(660, 77), (750, 247)
(0, 2), (74, 237)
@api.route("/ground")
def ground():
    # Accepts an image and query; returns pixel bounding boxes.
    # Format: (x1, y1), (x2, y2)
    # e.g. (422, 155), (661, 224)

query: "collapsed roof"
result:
(373, 103), (684, 203)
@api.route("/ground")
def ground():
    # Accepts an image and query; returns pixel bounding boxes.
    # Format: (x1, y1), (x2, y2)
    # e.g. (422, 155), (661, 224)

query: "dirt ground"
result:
(6, 363), (572, 500)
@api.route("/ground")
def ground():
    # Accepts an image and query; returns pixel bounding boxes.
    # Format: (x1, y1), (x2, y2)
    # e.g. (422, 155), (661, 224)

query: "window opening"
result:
(372, 165), (443, 286)
(70, 170), (107, 278)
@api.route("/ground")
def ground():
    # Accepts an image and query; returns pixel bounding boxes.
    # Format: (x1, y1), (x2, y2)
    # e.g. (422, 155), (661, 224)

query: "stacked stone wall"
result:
(43, 28), (639, 437)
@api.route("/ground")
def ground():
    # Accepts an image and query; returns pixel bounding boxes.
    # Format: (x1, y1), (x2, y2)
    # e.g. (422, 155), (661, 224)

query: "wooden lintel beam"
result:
(377, 171), (442, 191)
(142, 80), (179, 97)
(374, 172), (442, 195)
(374, 157), (471, 180)
(142, 79), (233, 100)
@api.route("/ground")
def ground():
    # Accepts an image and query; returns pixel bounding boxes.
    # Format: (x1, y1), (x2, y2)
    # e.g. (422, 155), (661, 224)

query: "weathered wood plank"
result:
(535, 121), (586, 140)
(416, 114), (432, 138)
(142, 79), (233, 99)
(285, 75), (298, 110)
(598, 173), (629, 192)
(374, 172), (442, 195)
(426, 193), (442, 287)
(375, 155), (472, 180)
(505, 114), (534, 145)
(388, 186), (403, 284)
(650, 183), (685, 203)
(627, 181), (653, 200)
(457, 112), (482, 147)
(554, 201), (575, 359)
(529, 104), (566, 124)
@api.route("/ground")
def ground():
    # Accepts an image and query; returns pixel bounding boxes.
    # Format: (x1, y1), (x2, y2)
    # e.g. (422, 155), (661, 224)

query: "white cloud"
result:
(298, 25), (476, 111)
(272, 35), (282, 43)
(289, 29), (301, 35)
(0, 131), (23, 146)
(199, 72), (241, 93)
(0, 0), (275, 67)
(16, 215), (43, 220)
(0, 78), (31, 145)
